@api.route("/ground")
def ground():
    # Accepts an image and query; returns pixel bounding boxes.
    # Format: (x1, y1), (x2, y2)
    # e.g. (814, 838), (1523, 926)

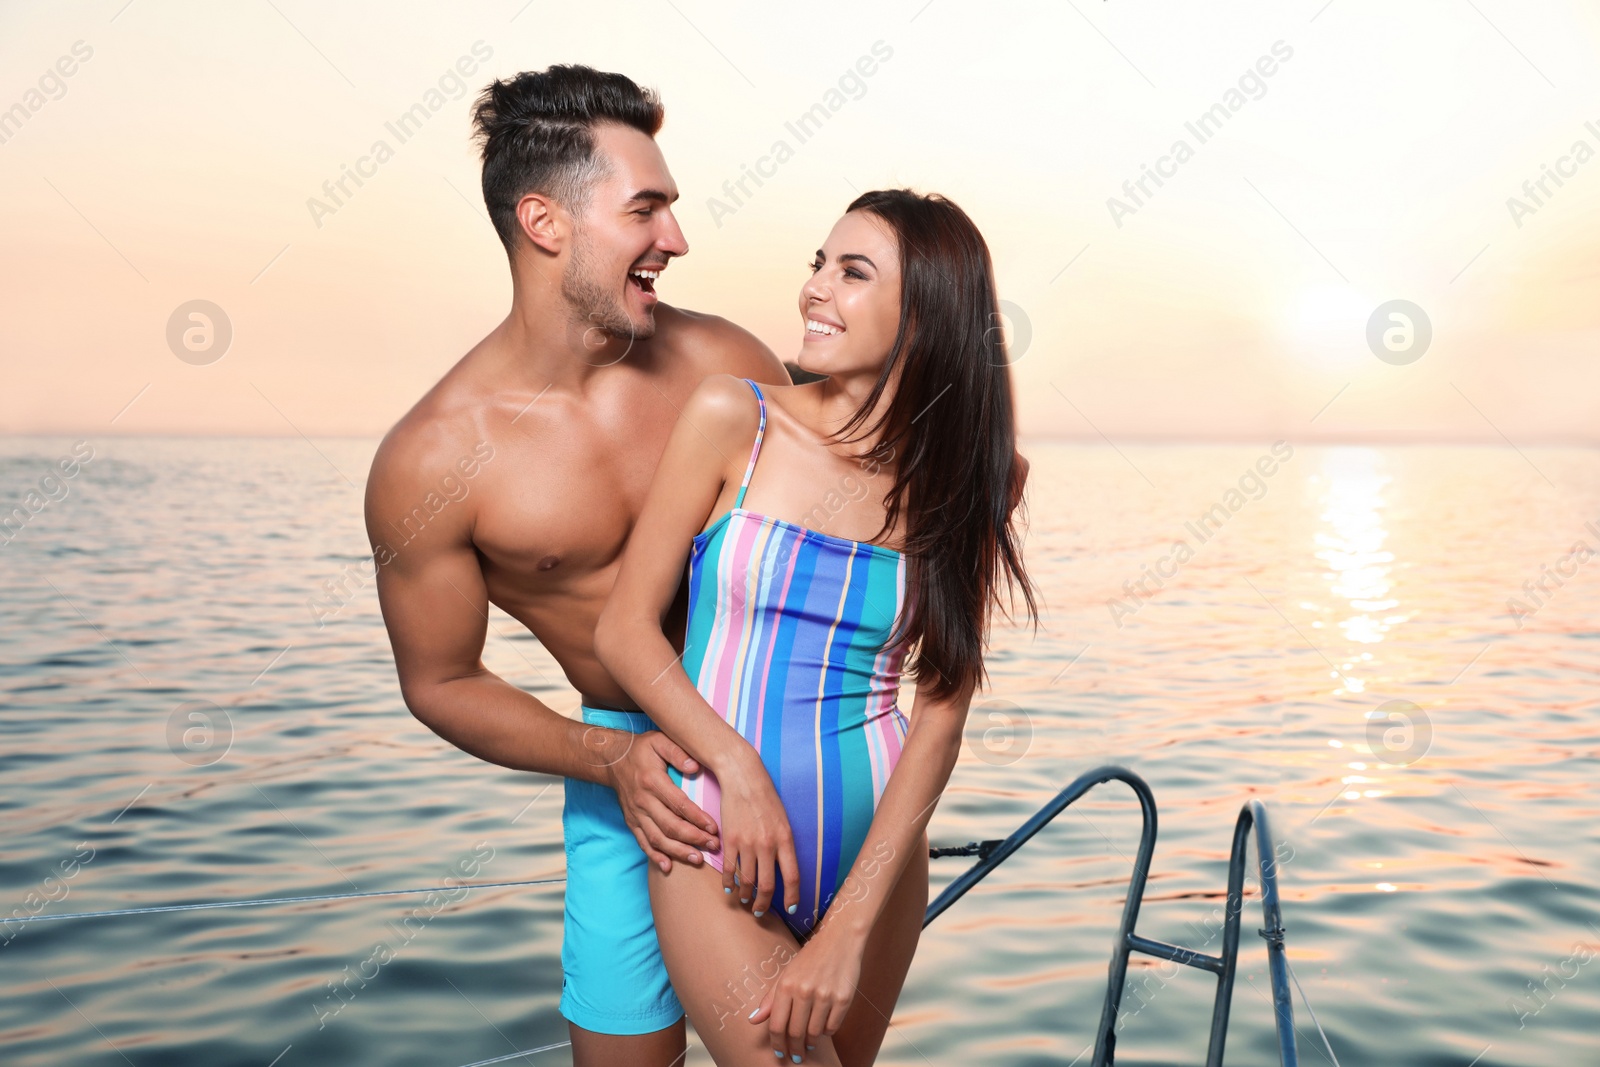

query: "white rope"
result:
(1285, 955), (1341, 1067)
(6, 876), (567, 926)
(450, 1039), (573, 1066)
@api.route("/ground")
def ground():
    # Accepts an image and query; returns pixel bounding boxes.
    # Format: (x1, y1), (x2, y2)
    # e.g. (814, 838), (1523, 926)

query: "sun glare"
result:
(1284, 284), (1374, 371)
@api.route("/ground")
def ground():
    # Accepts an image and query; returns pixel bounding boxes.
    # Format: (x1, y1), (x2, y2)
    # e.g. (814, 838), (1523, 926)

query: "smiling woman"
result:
(592, 186), (1036, 1065)
(795, 212), (903, 377)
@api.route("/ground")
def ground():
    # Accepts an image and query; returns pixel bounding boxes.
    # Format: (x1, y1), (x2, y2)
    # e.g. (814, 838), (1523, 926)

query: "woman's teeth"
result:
(806, 319), (843, 336)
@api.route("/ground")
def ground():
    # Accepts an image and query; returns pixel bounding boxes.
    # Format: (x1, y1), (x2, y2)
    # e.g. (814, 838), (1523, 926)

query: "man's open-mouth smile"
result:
(628, 266), (663, 302)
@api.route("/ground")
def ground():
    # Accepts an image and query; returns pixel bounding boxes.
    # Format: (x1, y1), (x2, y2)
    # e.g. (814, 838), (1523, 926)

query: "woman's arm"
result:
(750, 670), (974, 1058)
(594, 374), (802, 913)
(596, 374), (755, 777)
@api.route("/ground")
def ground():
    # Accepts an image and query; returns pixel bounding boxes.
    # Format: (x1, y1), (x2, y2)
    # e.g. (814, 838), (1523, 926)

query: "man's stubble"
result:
(562, 224), (655, 342)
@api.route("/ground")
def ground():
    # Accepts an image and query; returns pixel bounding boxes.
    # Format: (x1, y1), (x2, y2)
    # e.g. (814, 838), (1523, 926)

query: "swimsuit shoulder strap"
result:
(733, 378), (767, 510)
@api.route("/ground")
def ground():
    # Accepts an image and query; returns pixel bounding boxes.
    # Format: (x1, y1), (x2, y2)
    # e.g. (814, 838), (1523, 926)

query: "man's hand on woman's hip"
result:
(604, 729), (721, 872)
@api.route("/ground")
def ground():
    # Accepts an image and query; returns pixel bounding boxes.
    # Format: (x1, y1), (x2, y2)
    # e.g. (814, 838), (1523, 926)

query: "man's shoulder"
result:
(653, 303), (788, 382)
(367, 365), (498, 506)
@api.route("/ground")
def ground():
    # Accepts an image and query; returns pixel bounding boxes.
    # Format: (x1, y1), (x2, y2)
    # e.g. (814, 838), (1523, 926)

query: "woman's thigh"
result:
(833, 839), (929, 1067)
(649, 859), (843, 1066)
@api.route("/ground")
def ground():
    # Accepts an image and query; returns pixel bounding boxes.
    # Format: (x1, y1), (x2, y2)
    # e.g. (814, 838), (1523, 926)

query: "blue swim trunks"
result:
(560, 706), (685, 1034)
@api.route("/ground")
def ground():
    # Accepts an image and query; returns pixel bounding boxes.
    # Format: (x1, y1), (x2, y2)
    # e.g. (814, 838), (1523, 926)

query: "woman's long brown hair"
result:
(827, 188), (1038, 702)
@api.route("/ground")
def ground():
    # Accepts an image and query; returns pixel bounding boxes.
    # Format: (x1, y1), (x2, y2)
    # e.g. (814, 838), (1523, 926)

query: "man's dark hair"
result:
(471, 64), (664, 254)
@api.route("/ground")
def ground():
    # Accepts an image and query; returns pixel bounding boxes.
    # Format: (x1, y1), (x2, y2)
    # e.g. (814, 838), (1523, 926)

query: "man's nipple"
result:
(537, 554), (560, 571)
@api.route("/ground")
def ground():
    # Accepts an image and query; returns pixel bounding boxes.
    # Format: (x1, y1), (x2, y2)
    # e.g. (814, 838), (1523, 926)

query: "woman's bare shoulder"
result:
(681, 373), (764, 447)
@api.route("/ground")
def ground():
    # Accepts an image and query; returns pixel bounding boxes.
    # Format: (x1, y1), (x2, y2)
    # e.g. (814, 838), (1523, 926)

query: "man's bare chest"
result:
(469, 435), (663, 588)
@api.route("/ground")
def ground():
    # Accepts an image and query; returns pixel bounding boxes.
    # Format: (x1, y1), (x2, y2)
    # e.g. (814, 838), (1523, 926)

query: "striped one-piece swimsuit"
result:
(673, 377), (909, 940)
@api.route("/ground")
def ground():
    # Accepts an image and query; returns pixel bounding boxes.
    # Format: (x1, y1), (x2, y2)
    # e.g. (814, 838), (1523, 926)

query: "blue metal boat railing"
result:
(924, 765), (1299, 1066)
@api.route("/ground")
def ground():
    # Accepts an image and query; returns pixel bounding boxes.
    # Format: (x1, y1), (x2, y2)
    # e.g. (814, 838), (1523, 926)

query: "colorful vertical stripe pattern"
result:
(672, 378), (908, 940)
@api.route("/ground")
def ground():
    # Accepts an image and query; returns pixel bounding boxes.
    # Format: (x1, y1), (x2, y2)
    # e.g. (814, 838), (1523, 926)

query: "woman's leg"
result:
(650, 859), (844, 1066)
(832, 838), (929, 1067)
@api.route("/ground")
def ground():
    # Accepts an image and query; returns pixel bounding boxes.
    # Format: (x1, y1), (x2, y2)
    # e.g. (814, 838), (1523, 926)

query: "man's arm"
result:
(364, 421), (717, 867)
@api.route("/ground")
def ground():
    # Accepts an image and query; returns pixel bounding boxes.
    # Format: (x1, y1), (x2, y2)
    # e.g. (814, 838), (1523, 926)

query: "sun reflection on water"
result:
(1312, 450), (1412, 697)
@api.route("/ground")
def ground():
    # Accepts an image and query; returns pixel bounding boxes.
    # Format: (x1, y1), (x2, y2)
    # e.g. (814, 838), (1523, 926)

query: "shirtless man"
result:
(364, 65), (789, 1065)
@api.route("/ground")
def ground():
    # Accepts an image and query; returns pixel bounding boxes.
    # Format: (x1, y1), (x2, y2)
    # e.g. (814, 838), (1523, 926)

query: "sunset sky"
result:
(2, 0), (1597, 443)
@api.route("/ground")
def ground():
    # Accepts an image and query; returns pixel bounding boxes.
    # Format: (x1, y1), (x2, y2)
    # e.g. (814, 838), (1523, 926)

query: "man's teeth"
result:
(806, 319), (843, 336)
(629, 269), (661, 281)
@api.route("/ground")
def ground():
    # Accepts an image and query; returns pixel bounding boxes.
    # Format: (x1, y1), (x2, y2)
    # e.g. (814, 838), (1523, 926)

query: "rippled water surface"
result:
(2, 436), (1597, 1066)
